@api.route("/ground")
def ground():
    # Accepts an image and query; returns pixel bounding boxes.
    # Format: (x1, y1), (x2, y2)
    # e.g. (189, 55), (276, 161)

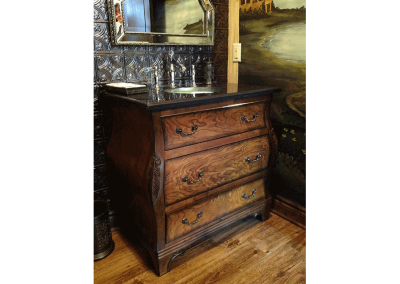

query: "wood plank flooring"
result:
(94, 213), (306, 284)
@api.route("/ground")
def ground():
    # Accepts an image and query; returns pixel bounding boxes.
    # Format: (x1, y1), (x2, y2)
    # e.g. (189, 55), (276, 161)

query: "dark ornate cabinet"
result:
(102, 84), (279, 276)
(94, 87), (117, 229)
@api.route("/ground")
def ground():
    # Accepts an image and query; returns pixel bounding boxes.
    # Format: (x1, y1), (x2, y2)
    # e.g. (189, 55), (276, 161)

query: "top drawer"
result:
(161, 102), (267, 150)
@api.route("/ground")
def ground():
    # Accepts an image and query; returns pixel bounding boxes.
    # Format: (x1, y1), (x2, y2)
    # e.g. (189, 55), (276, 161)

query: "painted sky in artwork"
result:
(162, 0), (203, 34)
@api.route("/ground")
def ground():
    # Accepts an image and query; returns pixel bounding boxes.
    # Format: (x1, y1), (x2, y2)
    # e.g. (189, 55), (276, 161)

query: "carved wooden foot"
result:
(154, 249), (186, 276)
(155, 256), (170, 276)
(255, 205), (271, 222)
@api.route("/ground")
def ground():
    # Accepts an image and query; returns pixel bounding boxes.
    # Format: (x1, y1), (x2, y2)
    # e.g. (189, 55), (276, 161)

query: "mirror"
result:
(108, 0), (214, 45)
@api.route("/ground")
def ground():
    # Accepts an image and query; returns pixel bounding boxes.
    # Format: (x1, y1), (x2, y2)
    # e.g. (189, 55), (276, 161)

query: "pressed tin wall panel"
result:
(124, 50), (150, 84)
(96, 53), (125, 83)
(93, 0), (228, 227)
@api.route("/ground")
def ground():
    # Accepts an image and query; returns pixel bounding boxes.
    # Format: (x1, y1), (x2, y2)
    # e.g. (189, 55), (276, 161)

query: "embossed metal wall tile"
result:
(96, 53), (125, 83)
(124, 51), (150, 84)
(192, 53), (212, 82)
(149, 48), (169, 84)
(93, 1), (109, 54)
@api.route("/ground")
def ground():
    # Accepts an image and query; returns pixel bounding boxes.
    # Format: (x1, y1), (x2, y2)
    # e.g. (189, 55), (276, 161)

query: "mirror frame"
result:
(108, 0), (215, 45)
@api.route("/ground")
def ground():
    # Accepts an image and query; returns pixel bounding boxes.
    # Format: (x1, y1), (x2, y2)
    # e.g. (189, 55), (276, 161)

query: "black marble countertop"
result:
(101, 83), (281, 111)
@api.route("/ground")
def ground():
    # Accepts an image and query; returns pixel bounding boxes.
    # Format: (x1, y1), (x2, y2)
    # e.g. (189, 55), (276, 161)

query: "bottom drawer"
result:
(166, 178), (267, 243)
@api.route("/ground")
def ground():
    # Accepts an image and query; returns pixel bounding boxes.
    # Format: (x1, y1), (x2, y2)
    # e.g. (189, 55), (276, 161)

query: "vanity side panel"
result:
(151, 111), (167, 252)
(104, 97), (158, 248)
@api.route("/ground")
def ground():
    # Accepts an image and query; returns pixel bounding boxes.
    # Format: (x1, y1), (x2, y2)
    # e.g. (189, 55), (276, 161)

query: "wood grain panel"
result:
(164, 135), (270, 205)
(161, 102), (267, 150)
(166, 179), (266, 242)
(165, 171), (266, 214)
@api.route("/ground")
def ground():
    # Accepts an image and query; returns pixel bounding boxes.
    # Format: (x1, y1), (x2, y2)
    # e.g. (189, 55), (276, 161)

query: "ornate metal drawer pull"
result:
(182, 212), (203, 226)
(245, 153), (262, 163)
(176, 125), (198, 136)
(241, 113), (258, 123)
(242, 188), (257, 200)
(182, 171), (204, 184)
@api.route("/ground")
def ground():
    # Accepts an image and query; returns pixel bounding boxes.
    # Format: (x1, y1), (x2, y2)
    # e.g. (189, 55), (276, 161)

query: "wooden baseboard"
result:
(271, 196), (305, 229)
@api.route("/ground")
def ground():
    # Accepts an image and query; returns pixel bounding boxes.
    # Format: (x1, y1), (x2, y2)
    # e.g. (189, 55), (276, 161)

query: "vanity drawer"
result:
(161, 102), (267, 150)
(164, 135), (270, 205)
(166, 178), (266, 243)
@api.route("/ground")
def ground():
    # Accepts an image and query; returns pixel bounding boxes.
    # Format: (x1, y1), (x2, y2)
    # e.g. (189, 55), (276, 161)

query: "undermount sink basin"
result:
(164, 86), (221, 94)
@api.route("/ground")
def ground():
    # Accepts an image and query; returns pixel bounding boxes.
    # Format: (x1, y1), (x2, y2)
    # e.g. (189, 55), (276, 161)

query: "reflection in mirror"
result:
(114, 1), (124, 40)
(109, 0), (214, 45)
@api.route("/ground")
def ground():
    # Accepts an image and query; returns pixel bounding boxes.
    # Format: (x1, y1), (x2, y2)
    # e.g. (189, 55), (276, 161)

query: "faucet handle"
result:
(152, 66), (159, 89)
(168, 50), (174, 60)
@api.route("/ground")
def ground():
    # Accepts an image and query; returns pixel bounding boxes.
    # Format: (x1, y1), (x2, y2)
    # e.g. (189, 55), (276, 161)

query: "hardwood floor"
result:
(94, 213), (305, 284)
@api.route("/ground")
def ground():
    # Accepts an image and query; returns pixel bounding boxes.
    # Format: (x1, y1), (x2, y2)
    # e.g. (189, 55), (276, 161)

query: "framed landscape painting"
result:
(239, 0), (306, 208)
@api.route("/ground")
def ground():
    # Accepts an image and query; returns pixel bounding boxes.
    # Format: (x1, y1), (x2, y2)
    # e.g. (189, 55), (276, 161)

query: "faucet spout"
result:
(139, 66), (159, 90)
(170, 64), (175, 88)
(191, 64), (196, 87)
(169, 50), (187, 74)
(153, 66), (160, 90)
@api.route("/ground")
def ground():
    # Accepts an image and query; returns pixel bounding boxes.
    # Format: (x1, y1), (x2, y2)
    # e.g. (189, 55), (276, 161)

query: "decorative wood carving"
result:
(152, 156), (162, 205)
(167, 249), (187, 272)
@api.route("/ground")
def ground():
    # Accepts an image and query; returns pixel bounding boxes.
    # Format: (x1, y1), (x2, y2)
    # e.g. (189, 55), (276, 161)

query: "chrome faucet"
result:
(191, 64), (196, 87)
(153, 66), (159, 90)
(168, 50), (187, 87)
(170, 64), (175, 88)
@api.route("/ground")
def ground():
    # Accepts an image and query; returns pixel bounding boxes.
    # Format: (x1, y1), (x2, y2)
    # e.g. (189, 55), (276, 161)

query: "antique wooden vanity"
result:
(101, 83), (280, 276)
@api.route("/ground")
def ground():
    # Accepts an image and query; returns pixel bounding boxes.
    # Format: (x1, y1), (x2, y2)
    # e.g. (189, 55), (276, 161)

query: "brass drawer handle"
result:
(241, 113), (258, 123)
(176, 125), (198, 136)
(242, 188), (257, 200)
(182, 212), (203, 226)
(245, 153), (262, 163)
(182, 171), (204, 184)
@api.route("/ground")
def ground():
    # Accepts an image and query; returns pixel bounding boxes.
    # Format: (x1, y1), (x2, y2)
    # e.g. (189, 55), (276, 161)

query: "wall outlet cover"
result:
(233, 43), (241, 62)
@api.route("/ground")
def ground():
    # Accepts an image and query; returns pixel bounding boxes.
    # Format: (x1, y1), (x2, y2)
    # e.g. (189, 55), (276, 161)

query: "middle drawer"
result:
(164, 135), (270, 205)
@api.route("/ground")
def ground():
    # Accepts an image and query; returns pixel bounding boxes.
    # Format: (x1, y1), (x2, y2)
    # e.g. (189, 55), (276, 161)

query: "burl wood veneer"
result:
(103, 85), (279, 276)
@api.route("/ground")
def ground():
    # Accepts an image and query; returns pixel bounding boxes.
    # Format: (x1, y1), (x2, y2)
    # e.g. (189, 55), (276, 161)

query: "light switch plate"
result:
(233, 43), (241, 62)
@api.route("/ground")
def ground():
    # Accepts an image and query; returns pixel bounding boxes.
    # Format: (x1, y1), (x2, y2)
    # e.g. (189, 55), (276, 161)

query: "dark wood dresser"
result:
(101, 84), (280, 276)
